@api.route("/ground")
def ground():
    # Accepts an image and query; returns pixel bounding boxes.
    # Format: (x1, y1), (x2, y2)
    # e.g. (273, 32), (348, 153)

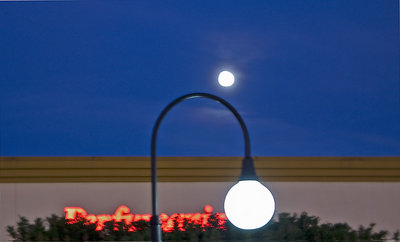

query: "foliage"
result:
(7, 212), (396, 241)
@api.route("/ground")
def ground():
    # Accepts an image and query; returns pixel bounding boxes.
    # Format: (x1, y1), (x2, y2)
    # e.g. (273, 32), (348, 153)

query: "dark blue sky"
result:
(0, 1), (399, 156)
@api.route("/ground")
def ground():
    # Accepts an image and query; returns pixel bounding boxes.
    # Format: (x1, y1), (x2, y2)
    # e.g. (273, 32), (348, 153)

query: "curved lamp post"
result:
(150, 93), (275, 242)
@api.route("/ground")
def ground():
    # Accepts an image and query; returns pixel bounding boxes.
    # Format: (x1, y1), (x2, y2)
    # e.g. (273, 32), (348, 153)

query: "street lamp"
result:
(150, 93), (275, 242)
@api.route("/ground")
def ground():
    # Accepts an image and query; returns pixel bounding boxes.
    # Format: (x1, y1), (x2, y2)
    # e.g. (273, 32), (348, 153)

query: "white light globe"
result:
(218, 71), (235, 87)
(224, 180), (275, 230)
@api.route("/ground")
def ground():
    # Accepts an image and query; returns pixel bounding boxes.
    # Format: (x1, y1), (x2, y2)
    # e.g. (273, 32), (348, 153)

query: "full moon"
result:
(218, 71), (235, 87)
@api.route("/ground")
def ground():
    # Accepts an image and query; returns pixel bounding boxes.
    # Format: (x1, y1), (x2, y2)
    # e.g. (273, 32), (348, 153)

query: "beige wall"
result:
(1, 157), (399, 240)
(1, 182), (400, 241)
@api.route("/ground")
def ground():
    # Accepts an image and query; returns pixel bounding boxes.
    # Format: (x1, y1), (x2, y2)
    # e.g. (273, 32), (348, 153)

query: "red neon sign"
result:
(65, 205), (227, 232)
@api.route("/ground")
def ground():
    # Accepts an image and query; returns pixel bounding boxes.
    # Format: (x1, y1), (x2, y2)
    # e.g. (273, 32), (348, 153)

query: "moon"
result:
(218, 71), (235, 87)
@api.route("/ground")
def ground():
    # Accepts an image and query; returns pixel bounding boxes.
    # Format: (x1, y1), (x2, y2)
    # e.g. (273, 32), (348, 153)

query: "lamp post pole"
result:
(150, 93), (259, 242)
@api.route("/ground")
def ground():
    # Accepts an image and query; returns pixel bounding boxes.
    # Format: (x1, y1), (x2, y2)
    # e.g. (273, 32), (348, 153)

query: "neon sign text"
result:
(65, 205), (227, 232)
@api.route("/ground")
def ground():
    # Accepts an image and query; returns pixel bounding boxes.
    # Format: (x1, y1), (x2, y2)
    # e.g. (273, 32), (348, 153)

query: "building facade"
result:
(1, 156), (399, 240)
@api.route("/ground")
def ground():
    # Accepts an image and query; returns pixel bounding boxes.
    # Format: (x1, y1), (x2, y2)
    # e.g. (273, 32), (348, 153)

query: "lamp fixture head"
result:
(224, 157), (275, 230)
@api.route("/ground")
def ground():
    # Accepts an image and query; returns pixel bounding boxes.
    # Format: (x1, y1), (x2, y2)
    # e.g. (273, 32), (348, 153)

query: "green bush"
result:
(7, 212), (399, 241)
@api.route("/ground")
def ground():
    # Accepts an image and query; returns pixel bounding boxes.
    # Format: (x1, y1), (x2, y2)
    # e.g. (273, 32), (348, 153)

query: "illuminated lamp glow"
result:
(224, 180), (275, 230)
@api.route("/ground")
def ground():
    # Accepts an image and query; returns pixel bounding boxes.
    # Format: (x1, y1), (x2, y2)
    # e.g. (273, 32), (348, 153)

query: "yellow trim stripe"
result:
(1, 157), (399, 182)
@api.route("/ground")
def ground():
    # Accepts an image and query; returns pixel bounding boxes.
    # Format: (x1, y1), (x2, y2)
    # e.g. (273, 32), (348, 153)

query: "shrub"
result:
(7, 212), (397, 241)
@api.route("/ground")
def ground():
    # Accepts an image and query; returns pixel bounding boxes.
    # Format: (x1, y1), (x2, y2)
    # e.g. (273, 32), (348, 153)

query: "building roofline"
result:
(1, 156), (399, 183)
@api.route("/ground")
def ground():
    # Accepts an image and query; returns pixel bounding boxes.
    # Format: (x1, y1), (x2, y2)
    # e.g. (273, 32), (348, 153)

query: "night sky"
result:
(0, 1), (399, 157)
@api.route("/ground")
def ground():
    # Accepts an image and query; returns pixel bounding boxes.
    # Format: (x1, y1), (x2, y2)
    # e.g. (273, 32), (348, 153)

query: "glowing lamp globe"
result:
(224, 180), (275, 230)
